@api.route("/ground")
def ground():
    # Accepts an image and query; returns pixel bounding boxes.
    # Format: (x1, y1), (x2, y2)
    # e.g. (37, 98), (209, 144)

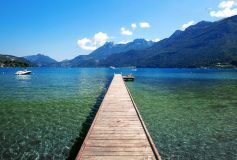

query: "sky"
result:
(0, 0), (237, 61)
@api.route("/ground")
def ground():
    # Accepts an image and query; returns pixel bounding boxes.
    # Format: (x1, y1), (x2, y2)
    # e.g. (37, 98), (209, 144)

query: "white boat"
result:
(110, 66), (116, 69)
(15, 69), (32, 75)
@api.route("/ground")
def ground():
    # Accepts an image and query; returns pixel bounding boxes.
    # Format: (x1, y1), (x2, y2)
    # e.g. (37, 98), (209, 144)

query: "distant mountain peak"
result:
(102, 41), (114, 48)
(88, 38), (154, 60)
(132, 38), (148, 43)
(105, 41), (114, 45)
(24, 54), (57, 67)
(186, 21), (212, 31)
(66, 38), (155, 66)
(36, 53), (45, 56)
(196, 20), (211, 25)
(170, 30), (183, 39)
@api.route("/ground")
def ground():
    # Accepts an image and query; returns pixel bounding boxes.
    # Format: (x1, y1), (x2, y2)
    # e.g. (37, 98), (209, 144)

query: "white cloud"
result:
(219, 0), (235, 9)
(121, 27), (133, 36)
(139, 22), (150, 28)
(93, 32), (109, 45)
(77, 38), (96, 51)
(154, 38), (160, 42)
(210, 0), (237, 18)
(181, 21), (195, 30)
(131, 23), (137, 29)
(77, 32), (109, 51)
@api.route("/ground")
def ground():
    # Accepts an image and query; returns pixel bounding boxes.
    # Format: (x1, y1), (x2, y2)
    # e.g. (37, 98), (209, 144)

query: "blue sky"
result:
(0, 0), (237, 61)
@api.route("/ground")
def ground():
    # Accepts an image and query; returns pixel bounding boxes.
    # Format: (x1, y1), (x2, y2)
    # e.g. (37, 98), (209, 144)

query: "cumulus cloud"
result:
(210, 0), (237, 18)
(181, 21), (195, 30)
(121, 27), (133, 36)
(219, 0), (236, 8)
(139, 22), (150, 28)
(77, 32), (109, 51)
(131, 23), (137, 29)
(93, 32), (109, 45)
(77, 38), (96, 51)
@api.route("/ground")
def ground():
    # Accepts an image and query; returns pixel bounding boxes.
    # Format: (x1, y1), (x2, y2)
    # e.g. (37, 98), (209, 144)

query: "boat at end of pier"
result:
(123, 74), (135, 81)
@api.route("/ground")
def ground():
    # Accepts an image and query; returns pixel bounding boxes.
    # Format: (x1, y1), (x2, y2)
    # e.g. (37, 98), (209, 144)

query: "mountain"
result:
(101, 15), (237, 68)
(61, 39), (154, 67)
(24, 54), (58, 67)
(8, 15), (237, 68)
(0, 54), (33, 67)
(90, 39), (154, 60)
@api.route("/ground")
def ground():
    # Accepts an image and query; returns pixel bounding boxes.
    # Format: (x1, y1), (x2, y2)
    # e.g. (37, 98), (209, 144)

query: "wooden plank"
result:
(95, 123), (142, 126)
(89, 135), (147, 140)
(81, 155), (156, 160)
(84, 146), (154, 152)
(90, 133), (144, 136)
(76, 74), (161, 160)
(90, 130), (145, 134)
(83, 151), (154, 156)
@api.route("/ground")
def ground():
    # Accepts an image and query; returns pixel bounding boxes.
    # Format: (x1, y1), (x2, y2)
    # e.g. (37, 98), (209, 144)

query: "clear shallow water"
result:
(0, 68), (237, 159)
(0, 68), (113, 159)
(126, 69), (237, 160)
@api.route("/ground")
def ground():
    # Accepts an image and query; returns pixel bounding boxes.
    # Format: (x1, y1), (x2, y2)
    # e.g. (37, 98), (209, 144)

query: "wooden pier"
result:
(76, 74), (161, 160)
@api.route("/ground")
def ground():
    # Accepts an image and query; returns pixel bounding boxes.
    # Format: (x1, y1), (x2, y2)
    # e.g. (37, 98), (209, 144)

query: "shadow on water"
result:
(67, 79), (111, 160)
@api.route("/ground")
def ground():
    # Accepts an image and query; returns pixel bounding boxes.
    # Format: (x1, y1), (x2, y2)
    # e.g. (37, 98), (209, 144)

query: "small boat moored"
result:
(15, 69), (32, 75)
(110, 66), (116, 69)
(122, 74), (135, 81)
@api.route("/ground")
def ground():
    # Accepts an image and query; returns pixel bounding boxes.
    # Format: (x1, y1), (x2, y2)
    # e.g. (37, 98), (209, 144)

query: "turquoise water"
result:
(127, 69), (237, 160)
(0, 68), (112, 159)
(0, 68), (236, 159)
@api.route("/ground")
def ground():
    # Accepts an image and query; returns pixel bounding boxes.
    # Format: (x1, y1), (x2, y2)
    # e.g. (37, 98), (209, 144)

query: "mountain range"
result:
(62, 15), (237, 68)
(24, 54), (58, 67)
(1, 15), (237, 68)
(100, 16), (237, 68)
(59, 39), (154, 67)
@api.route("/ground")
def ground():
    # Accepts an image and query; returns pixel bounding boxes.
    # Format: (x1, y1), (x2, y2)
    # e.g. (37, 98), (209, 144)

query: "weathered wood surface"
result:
(76, 74), (161, 160)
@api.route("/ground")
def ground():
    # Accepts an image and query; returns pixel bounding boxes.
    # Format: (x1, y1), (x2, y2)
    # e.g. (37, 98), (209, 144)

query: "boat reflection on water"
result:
(15, 74), (32, 87)
(15, 74), (31, 80)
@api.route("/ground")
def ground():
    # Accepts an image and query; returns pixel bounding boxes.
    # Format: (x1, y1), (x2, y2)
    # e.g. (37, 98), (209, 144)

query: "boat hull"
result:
(15, 71), (32, 75)
(123, 76), (134, 81)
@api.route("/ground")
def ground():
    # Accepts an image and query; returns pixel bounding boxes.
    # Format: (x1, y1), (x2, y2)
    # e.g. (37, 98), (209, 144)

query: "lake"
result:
(0, 68), (236, 160)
